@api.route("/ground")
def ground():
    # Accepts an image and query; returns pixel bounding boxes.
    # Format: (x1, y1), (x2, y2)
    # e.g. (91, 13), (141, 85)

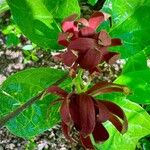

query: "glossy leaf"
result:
(95, 98), (150, 150)
(0, 68), (70, 138)
(114, 47), (150, 104)
(122, 47), (150, 74)
(7, 0), (80, 49)
(102, 0), (150, 58)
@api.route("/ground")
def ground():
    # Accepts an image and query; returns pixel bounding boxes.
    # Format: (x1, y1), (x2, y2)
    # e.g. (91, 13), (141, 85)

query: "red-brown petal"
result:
(80, 134), (94, 150)
(62, 14), (78, 32)
(69, 94), (81, 130)
(89, 66), (101, 75)
(111, 38), (122, 46)
(60, 98), (71, 125)
(93, 122), (109, 143)
(79, 27), (95, 37)
(89, 11), (105, 30)
(86, 81), (123, 95)
(47, 86), (68, 98)
(78, 94), (95, 137)
(108, 114), (124, 133)
(101, 101), (128, 133)
(61, 50), (78, 66)
(78, 18), (89, 27)
(79, 48), (102, 70)
(96, 101), (110, 122)
(98, 30), (111, 46)
(68, 38), (96, 53)
(58, 32), (70, 47)
(103, 52), (120, 64)
(62, 22), (78, 32)
(91, 87), (125, 97)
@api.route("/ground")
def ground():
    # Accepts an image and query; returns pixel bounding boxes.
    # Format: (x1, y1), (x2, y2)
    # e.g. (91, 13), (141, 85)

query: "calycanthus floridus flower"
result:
(47, 82), (129, 149)
(54, 11), (122, 75)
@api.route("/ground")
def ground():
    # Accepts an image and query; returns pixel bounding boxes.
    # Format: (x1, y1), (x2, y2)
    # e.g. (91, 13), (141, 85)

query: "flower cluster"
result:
(55, 12), (122, 75)
(47, 82), (128, 149)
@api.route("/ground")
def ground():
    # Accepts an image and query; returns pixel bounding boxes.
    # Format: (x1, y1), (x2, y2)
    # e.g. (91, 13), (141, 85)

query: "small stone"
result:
(0, 145), (4, 150)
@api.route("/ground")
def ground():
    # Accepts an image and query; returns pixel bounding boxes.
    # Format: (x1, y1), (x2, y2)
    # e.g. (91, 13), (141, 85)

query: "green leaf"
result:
(122, 47), (150, 74)
(6, 33), (20, 47)
(114, 47), (150, 104)
(102, 0), (150, 58)
(0, 0), (9, 14)
(88, 0), (98, 6)
(7, 0), (80, 50)
(115, 70), (150, 104)
(0, 68), (70, 138)
(95, 98), (150, 150)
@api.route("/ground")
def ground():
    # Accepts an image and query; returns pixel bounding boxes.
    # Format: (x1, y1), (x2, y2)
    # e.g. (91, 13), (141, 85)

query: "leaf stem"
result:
(0, 72), (69, 128)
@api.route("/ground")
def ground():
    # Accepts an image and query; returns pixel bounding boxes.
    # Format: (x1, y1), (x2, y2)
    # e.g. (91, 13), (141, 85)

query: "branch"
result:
(0, 72), (69, 128)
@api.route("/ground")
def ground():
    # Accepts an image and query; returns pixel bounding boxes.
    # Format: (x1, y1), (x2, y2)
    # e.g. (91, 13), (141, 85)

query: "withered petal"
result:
(78, 94), (95, 137)
(98, 30), (111, 46)
(101, 100), (128, 133)
(111, 38), (122, 46)
(61, 50), (78, 67)
(79, 27), (95, 37)
(93, 122), (109, 143)
(61, 121), (73, 141)
(89, 11), (105, 30)
(47, 85), (68, 98)
(68, 38), (96, 53)
(69, 62), (78, 78)
(79, 48), (102, 70)
(80, 134), (94, 150)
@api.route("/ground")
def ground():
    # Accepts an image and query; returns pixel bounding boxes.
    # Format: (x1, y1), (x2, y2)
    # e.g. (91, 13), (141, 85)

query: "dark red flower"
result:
(55, 12), (122, 75)
(47, 82), (128, 149)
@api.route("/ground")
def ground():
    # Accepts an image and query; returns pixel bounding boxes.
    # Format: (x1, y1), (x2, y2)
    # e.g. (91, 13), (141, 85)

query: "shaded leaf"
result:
(7, 0), (80, 49)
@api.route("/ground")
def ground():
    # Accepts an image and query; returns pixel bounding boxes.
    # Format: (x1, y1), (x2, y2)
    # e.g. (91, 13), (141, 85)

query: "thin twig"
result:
(0, 72), (69, 128)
